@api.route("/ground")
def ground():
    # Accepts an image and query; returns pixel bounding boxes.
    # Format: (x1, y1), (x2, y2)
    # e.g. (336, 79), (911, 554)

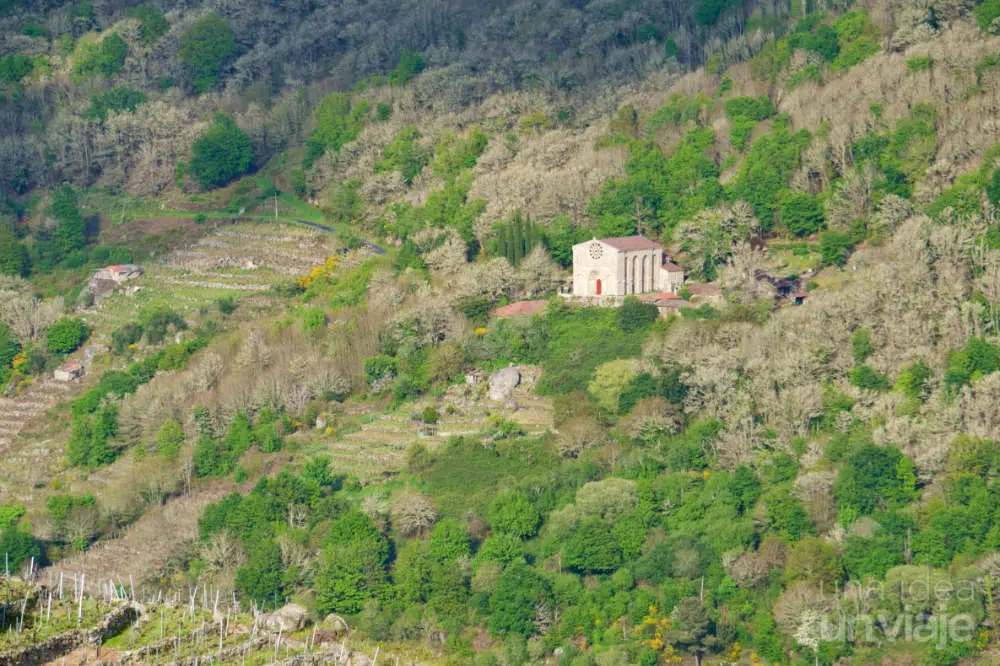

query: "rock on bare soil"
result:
(487, 367), (520, 401)
(259, 603), (310, 633)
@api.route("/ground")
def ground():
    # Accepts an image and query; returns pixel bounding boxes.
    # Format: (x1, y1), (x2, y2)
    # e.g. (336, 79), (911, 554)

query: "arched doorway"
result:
(641, 256), (648, 292)
(596, 278), (602, 295)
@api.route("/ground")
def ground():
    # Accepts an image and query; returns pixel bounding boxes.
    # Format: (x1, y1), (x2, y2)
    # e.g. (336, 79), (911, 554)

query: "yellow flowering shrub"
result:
(297, 255), (340, 290)
(637, 606), (681, 662)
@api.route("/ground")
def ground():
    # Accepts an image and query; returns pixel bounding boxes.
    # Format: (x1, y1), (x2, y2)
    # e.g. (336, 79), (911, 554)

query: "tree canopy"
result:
(189, 114), (254, 190)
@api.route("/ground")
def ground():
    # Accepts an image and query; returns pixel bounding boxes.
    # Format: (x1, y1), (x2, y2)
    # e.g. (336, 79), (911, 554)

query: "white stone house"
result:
(568, 236), (684, 300)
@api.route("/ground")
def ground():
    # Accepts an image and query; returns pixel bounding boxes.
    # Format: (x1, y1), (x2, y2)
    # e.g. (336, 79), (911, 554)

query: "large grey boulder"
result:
(324, 613), (350, 636)
(488, 367), (520, 401)
(259, 603), (310, 633)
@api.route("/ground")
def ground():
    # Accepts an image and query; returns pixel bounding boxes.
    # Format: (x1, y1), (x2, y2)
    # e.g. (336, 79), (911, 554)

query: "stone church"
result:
(570, 236), (684, 299)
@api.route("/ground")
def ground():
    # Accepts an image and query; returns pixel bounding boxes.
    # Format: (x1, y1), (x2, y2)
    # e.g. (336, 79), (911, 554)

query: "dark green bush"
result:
(364, 354), (397, 386)
(179, 13), (239, 93)
(851, 328), (872, 363)
(780, 192), (825, 237)
(45, 185), (87, 263)
(47, 317), (89, 355)
(111, 323), (143, 352)
(724, 95), (776, 123)
(819, 230), (854, 267)
(126, 3), (169, 44)
(0, 526), (41, 571)
(374, 125), (428, 185)
(0, 323), (19, 373)
(945, 337), (1000, 394)
(895, 360), (932, 400)
(236, 538), (284, 607)
(590, 130), (723, 237)
(421, 405), (439, 424)
(789, 22), (839, 61)
(66, 403), (117, 468)
(849, 365), (890, 392)
(616, 296), (659, 333)
(305, 93), (368, 168)
(0, 233), (29, 277)
(488, 490), (542, 539)
(988, 168), (1000, 207)
(763, 487), (812, 540)
(389, 50), (425, 85)
(488, 562), (552, 637)
(86, 86), (147, 120)
(73, 33), (127, 78)
(0, 54), (34, 84)
(217, 296), (237, 315)
(141, 306), (186, 344)
(728, 117), (811, 229)
(189, 113), (254, 190)
(562, 519), (622, 573)
(975, 0), (1000, 31)
(834, 445), (916, 518)
(315, 511), (390, 615)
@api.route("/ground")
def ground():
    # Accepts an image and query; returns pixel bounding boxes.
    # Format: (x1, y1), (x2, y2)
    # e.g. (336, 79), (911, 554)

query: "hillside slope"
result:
(6, 0), (1000, 665)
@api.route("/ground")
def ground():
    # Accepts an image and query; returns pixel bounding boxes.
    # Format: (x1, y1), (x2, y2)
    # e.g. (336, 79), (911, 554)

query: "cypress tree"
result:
(525, 215), (541, 255)
(512, 213), (525, 265)
(496, 224), (508, 261)
(505, 221), (517, 265)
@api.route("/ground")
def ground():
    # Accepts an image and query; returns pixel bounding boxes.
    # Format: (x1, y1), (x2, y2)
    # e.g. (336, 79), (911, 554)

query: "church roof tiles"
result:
(598, 235), (662, 251)
(662, 259), (683, 271)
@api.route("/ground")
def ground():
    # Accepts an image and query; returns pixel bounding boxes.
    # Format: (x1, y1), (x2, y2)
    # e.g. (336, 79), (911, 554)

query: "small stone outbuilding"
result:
(54, 361), (84, 382)
(93, 264), (142, 283)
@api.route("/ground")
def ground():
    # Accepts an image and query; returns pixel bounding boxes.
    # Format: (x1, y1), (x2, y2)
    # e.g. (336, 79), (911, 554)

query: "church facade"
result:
(570, 236), (684, 299)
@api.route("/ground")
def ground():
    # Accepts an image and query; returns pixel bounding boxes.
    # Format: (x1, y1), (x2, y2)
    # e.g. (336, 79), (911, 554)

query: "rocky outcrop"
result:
(259, 603), (310, 633)
(487, 367), (520, 401)
(323, 613), (349, 635)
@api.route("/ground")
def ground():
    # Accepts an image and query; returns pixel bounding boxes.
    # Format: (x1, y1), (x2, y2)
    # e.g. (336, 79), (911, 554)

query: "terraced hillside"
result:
(83, 221), (343, 340)
(0, 378), (73, 452)
(311, 367), (554, 482)
(42, 485), (232, 592)
(0, 578), (400, 666)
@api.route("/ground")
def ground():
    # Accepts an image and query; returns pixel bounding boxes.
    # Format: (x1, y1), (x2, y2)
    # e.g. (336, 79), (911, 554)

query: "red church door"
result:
(596, 279), (602, 295)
